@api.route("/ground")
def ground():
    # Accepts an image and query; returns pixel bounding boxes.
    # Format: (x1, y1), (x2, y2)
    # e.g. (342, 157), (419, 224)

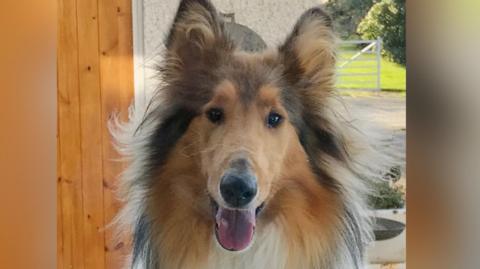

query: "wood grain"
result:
(57, 124), (63, 269)
(76, 0), (106, 268)
(57, 0), (134, 267)
(58, 0), (85, 267)
(98, 0), (135, 268)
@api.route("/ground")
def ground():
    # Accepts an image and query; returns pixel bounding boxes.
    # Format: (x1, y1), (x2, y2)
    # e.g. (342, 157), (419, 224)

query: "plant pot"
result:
(367, 208), (406, 264)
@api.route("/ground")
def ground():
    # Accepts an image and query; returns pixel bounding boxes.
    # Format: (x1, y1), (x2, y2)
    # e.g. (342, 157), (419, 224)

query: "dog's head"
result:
(151, 0), (340, 252)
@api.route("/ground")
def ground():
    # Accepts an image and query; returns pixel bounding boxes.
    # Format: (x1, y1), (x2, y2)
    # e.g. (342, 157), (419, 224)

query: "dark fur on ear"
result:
(164, 0), (234, 72)
(279, 7), (346, 189)
(166, 0), (220, 48)
(279, 6), (336, 87)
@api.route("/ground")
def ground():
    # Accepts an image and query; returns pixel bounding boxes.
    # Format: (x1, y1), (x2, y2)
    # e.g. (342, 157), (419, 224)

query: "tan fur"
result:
(268, 132), (343, 268)
(140, 77), (344, 268)
(295, 20), (337, 79)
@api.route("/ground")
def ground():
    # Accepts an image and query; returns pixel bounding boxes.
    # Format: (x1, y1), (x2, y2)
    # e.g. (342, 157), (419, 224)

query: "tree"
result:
(357, 0), (405, 65)
(324, 0), (376, 39)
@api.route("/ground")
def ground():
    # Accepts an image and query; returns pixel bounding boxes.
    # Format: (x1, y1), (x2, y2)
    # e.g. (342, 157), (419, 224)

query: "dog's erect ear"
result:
(165, 0), (232, 69)
(279, 7), (336, 87)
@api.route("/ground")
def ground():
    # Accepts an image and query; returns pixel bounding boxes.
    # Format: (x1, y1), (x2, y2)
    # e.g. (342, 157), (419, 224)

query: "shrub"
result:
(357, 0), (406, 65)
(368, 180), (405, 209)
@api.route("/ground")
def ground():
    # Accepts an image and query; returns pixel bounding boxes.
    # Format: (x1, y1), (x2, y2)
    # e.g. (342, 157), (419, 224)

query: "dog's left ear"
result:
(165, 0), (232, 69)
(279, 7), (336, 86)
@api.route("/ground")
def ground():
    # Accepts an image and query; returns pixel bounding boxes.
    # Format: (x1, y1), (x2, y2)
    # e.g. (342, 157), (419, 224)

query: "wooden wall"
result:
(57, 0), (134, 268)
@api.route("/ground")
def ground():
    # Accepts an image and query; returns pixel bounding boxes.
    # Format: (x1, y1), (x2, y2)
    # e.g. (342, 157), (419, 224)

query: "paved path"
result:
(343, 92), (406, 131)
(343, 92), (406, 176)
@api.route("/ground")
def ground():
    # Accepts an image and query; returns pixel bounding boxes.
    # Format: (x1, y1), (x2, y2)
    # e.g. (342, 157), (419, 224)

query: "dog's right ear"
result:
(279, 7), (336, 87)
(164, 0), (232, 70)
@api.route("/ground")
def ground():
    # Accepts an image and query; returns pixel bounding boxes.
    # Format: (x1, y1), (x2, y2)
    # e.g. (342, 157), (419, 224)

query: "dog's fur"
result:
(110, 1), (389, 268)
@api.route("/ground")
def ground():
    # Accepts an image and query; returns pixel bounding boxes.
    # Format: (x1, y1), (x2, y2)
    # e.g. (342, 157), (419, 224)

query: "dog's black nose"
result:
(220, 172), (257, 208)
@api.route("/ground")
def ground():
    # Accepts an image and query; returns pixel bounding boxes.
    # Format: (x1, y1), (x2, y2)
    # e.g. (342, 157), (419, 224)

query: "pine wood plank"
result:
(76, 0), (106, 268)
(98, 0), (135, 268)
(57, 125), (64, 269)
(57, 0), (85, 267)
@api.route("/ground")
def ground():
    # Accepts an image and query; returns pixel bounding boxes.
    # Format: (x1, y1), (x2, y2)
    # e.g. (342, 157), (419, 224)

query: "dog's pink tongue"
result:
(215, 207), (255, 251)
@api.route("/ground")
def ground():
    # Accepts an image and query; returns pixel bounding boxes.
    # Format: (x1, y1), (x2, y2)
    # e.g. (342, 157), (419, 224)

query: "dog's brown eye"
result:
(206, 108), (223, 124)
(266, 112), (283, 128)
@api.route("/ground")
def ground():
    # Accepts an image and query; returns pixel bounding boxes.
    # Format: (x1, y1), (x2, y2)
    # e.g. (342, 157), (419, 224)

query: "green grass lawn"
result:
(336, 50), (406, 91)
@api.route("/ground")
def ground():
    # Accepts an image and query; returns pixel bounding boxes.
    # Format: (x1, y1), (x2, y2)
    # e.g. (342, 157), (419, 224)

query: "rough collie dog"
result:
(111, 0), (388, 268)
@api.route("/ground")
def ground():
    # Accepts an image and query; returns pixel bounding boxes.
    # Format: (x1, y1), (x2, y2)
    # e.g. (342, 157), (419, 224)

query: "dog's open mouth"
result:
(211, 199), (264, 251)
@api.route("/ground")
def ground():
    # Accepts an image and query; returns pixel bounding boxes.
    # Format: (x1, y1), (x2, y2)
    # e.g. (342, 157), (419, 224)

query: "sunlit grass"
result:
(336, 50), (406, 91)
(338, 89), (406, 97)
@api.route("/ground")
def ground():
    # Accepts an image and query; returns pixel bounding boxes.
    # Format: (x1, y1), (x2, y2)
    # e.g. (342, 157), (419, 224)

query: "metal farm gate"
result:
(336, 38), (383, 91)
